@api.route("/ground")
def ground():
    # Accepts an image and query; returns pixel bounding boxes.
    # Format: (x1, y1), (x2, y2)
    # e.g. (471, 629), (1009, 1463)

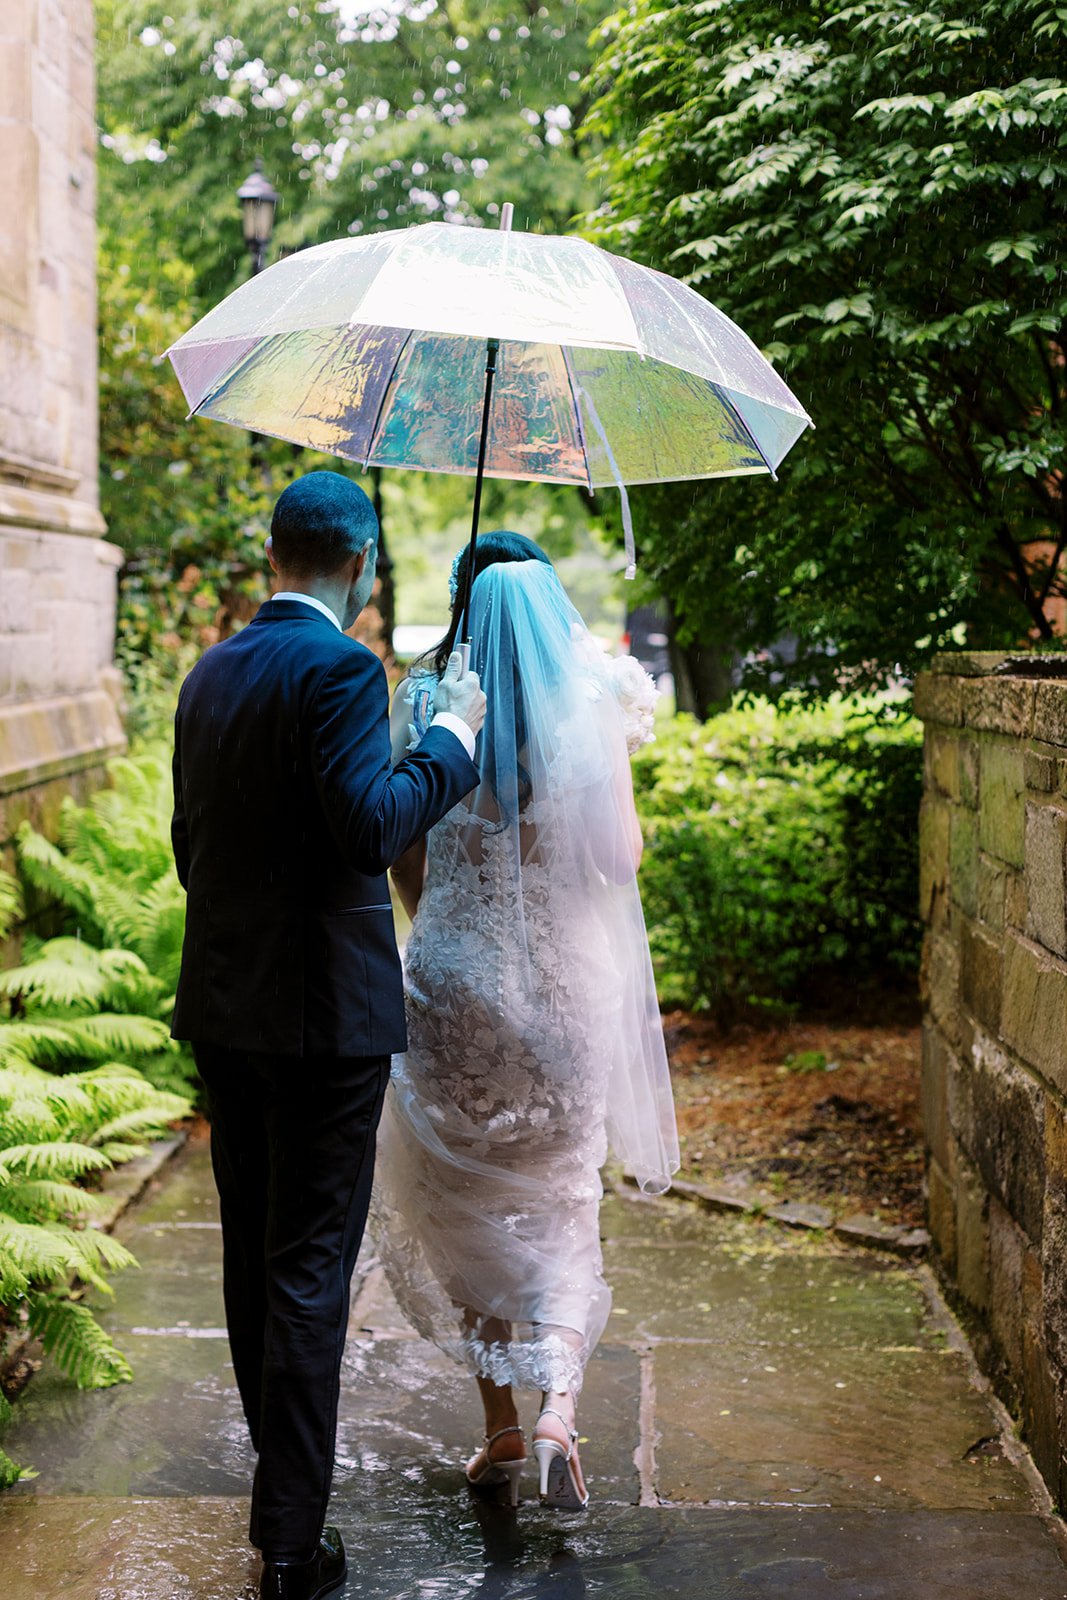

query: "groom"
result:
(170, 470), (484, 1600)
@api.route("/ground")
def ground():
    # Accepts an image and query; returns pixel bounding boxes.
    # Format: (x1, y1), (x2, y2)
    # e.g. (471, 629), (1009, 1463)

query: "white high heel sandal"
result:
(464, 1424), (526, 1508)
(532, 1407), (589, 1510)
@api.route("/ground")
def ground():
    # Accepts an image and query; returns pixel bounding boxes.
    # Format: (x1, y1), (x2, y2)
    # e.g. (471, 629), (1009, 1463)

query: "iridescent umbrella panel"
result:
(166, 223), (812, 495)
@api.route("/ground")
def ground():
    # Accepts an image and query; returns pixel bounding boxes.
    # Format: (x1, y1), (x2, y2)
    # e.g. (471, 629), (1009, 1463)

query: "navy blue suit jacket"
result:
(170, 598), (478, 1057)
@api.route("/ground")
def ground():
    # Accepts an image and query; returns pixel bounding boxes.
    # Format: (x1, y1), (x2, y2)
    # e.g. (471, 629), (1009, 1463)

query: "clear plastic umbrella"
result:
(166, 208), (811, 638)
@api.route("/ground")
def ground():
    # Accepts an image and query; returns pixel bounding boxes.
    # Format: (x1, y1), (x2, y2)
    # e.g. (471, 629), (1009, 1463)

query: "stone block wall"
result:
(0, 0), (126, 843)
(917, 653), (1067, 1503)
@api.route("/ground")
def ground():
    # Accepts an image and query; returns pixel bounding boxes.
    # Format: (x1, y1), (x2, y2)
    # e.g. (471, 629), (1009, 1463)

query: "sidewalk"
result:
(2, 1134), (1066, 1598)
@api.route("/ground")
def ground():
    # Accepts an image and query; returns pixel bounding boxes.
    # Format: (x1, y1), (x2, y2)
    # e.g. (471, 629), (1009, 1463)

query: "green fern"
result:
(0, 874), (21, 945)
(0, 1048), (191, 1479)
(0, 1142), (112, 1181)
(0, 1393), (33, 1487)
(17, 755), (183, 959)
(0, 754), (195, 1482)
(13, 754), (193, 1094)
(26, 1295), (133, 1389)
(0, 940), (161, 1013)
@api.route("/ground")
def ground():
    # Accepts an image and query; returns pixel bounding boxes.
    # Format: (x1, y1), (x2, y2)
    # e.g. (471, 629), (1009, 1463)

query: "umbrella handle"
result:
(455, 642), (471, 679)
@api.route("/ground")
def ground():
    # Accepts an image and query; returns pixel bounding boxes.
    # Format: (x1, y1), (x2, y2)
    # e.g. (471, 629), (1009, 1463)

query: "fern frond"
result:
(0, 868), (21, 944)
(26, 1292), (133, 1388)
(14, 826), (100, 929)
(0, 1446), (32, 1489)
(0, 1391), (36, 1485)
(0, 1217), (78, 1293)
(0, 1178), (110, 1223)
(76, 1063), (189, 1120)
(0, 1143), (112, 1180)
(135, 1050), (198, 1098)
(69, 1013), (172, 1056)
(86, 1105), (180, 1150)
(0, 1019), (94, 1068)
(64, 1225), (138, 1281)
(0, 940), (157, 1013)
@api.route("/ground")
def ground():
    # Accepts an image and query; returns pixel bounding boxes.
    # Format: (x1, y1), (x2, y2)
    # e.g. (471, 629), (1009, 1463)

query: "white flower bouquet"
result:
(607, 651), (660, 755)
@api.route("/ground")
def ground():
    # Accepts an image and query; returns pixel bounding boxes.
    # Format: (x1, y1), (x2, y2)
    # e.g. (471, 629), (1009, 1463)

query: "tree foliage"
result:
(97, 0), (613, 304)
(584, 0), (1067, 702)
(96, 1), (618, 655)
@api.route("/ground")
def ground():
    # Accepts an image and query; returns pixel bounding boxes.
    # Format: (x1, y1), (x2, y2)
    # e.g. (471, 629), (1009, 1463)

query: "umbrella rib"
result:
(715, 385), (779, 482)
(185, 336), (272, 421)
(362, 328), (414, 470)
(560, 346), (594, 495)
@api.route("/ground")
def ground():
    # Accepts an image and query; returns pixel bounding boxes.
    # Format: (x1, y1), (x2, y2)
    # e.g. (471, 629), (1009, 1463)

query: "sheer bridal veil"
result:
(438, 558), (679, 1195)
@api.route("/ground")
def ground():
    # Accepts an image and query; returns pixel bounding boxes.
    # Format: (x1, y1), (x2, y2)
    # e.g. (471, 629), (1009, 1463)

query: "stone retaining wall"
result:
(917, 652), (1067, 1503)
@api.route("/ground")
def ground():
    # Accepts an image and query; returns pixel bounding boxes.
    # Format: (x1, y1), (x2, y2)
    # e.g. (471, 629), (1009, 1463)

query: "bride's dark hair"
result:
(422, 530), (553, 679)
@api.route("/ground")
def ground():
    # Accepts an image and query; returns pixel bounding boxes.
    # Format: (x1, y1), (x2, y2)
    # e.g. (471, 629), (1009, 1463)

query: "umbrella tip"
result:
(499, 202), (514, 233)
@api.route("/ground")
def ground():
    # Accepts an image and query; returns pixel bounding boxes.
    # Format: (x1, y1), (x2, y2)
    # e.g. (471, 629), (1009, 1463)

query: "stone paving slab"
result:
(2, 1496), (1067, 1600)
(653, 1341), (1032, 1511)
(129, 1150), (221, 1227)
(3, 1332), (252, 1497)
(601, 1233), (938, 1350)
(349, 1263), (423, 1340)
(336, 1337), (642, 1505)
(4, 1139), (1067, 1599)
(92, 1231), (226, 1333)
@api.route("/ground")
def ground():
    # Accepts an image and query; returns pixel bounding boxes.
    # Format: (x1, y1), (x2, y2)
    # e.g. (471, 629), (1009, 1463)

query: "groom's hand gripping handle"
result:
(435, 650), (487, 739)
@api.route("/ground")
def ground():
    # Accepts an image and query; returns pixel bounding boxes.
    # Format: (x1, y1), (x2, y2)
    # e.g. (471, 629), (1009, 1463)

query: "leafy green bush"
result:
(633, 700), (922, 1017)
(14, 754), (191, 1095)
(0, 867), (190, 1486)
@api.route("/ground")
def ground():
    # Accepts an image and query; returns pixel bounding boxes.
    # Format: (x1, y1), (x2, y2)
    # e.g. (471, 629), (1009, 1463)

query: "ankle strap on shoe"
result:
(484, 1424), (525, 1446)
(536, 1406), (578, 1441)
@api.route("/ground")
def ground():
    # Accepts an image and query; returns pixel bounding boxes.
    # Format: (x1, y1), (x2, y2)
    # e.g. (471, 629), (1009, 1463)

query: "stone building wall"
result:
(917, 653), (1067, 1503)
(0, 0), (125, 849)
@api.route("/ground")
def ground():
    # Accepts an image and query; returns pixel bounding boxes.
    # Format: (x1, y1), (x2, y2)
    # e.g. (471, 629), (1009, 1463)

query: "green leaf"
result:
(26, 1293), (134, 1389)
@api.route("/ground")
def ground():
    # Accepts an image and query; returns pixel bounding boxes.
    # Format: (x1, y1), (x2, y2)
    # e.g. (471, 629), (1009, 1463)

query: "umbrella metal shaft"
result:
(456, 202), (512, 667)
(457, 334), (500, 656)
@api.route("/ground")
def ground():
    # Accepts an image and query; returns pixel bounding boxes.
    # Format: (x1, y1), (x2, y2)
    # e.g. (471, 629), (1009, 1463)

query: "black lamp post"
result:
(237, 159), (279, 276)
(236, 161), (278, 476)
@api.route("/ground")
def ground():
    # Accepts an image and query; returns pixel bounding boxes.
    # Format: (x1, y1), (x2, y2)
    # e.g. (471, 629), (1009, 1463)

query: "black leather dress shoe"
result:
(260, 1526), (347, 1600)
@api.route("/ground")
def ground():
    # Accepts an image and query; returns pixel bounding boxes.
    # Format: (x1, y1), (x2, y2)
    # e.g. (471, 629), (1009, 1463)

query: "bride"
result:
(369, 531), (679, 1510)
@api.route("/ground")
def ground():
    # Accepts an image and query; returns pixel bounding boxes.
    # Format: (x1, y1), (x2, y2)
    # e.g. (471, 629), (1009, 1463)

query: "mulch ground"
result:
(663, 1012), (924, 1229)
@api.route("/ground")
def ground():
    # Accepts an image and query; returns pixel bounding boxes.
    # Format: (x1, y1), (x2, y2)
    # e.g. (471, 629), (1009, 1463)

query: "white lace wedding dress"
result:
(367, 561), (679, 1396)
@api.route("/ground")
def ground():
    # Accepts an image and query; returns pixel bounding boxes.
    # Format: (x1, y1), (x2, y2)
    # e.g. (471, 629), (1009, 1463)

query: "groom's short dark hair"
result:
(270, 470), (378, 577)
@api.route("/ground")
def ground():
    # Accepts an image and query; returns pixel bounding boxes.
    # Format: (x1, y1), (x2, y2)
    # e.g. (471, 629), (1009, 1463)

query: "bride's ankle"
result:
(538, 1390), (576, 1429)
(478, 1421), (525, 1462)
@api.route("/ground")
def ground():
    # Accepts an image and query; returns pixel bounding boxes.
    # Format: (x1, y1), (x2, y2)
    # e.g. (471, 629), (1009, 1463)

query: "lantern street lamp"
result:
(237, 159), (279, 276)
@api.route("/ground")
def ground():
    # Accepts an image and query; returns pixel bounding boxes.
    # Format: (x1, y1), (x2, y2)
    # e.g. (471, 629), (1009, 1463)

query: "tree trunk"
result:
(667, 607), (734, 719)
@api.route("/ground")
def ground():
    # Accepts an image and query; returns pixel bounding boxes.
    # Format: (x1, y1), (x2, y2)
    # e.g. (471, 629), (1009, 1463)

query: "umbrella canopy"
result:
(166, 222), (811, 493)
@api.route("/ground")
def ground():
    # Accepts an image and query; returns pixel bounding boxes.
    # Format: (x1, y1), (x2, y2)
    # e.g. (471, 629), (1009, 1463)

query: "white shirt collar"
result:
(272, 592), (343, 631)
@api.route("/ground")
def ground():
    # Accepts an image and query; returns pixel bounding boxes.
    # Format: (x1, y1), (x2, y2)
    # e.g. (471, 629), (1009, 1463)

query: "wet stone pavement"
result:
(3, 1138), (1067, 1598)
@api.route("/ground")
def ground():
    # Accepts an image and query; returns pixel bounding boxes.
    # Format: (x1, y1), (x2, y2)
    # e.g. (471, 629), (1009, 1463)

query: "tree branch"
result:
(1032, 330), (1063, 417)
(993, 519), (1055, 639)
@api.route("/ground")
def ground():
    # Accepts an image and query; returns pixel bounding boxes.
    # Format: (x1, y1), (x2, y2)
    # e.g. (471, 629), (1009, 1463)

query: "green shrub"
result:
(14, 753), (191, 1095)
(0, 866), (190, 1487)
(633, 699), (923, 1017)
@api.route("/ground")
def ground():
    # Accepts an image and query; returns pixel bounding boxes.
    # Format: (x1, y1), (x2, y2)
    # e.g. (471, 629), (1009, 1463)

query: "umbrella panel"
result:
(184, 325), (780, 487)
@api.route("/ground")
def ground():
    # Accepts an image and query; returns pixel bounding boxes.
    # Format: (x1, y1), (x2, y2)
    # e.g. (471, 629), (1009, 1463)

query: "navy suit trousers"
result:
(194, 1043), (390, 1562)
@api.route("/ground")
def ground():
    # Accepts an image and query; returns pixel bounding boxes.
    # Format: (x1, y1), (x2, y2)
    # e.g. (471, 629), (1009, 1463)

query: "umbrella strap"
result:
(574, 383), (636, 581)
